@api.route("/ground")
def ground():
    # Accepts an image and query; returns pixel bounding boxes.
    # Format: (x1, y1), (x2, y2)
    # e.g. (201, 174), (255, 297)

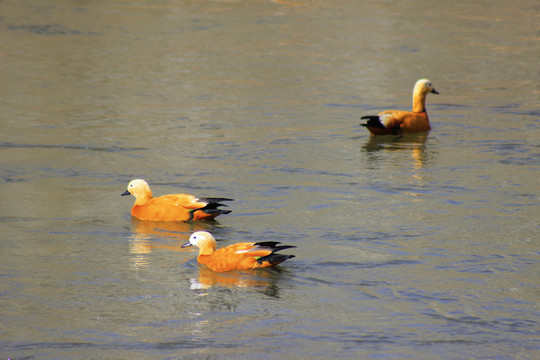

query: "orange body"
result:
(122, 179), (232, 222)
(361, 79), (438, 136)
(367, 110), (431, 136)
(181, 231), (295, 272)
(197, 242), (282, 272)
(130, 194), (215, 221)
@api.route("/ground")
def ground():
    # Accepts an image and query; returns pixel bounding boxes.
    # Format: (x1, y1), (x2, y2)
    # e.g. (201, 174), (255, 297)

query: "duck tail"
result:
(360, 115), (385, 129)
(257, 253), (295, 266)
(199, 197), (234, 204)
(253, 241), (296, 266)
(199, 198), (233, 213)
(190, 198), (233, 220)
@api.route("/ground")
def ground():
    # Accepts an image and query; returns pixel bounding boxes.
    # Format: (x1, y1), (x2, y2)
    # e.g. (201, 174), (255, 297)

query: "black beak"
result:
(121, 190), (130, 196)
(181, 241), (193, 248)
(431, 88), (439, 95)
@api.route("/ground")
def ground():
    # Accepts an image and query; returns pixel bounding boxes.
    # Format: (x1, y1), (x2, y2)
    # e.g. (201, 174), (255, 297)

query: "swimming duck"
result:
(361, 79), (439, 135)
(181, 231), (296, 272)
(121, 179), (232, 221)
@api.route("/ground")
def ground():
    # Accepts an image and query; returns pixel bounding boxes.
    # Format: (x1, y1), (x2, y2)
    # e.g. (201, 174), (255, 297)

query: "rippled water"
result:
(1, 0), (539, 359)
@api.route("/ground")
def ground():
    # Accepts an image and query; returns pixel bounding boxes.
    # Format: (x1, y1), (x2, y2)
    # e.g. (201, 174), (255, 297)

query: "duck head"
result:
(181, 231), (217, 255)
(121, 179), (153, 202)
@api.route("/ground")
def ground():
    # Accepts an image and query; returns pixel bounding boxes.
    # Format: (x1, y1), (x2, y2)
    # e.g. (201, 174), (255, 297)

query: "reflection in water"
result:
(128, 219), (217, 271)
(131, 218), (215, 240)
(190, 266), (287, 298)
(129, 237), (152, 270)
(362, 134), (431, 198)
(362, 134), (429, 169)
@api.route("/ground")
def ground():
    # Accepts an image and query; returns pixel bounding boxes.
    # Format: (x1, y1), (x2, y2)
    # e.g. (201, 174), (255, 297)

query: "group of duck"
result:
(121, 79), (439, 273)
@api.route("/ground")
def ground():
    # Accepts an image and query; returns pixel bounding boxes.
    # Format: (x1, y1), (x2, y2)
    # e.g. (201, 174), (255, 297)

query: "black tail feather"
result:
(199, 198), (233, 211)
(200, 208), (232, 215)
(201, 202), (230, 210)
(254, 241), (296, 252)
(253, 241), (296, 265)
(270, 244), (296, 252)
(199, 198), (233, 209)
(257, 254), (295, 265)
(254, 241), (282, 248)
(199, 197), (234, 204)
(191, 198), (233, 218)
(360, 115), (385, 129)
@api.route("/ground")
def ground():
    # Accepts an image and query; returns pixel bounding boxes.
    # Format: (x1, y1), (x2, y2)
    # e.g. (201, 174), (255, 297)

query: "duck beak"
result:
(121, 190), (130, 196)
(181, 241), (193, 248)
(431, 88), (439, 95)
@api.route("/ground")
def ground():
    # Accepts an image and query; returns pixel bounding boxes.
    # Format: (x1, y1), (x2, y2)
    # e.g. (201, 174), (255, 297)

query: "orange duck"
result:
(121, 179), (232, 221)
(361, 79), (439, 135)
(181, 231), (296, 272)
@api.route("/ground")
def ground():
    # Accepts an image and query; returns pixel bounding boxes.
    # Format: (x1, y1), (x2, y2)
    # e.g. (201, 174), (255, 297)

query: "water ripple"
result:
(0, 141), (147, 153)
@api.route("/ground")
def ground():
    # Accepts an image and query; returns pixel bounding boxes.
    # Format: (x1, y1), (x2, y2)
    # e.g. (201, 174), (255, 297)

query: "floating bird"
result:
(181, 231), (296, 272)
(361, 79), (439, 135)
(121, 179), (232, 221)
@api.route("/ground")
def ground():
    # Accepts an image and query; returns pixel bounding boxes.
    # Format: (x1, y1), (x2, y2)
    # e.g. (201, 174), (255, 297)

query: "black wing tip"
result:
(254, 241), (282, 247)
(199, 198), (233, 212)
(256, 253), (295, 265)
(253, 242), (296, 265)
(253, 241), (296, 250)
(360, 115), (385, 129)
(274, 245), (297, 252)
(201, 197), (234, 203)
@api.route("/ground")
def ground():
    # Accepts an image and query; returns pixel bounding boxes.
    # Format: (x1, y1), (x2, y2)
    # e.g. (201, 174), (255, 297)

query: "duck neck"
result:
(198, 240), (217, 256)
(134, 190), (153, 205)
(412, 89), (427, 113)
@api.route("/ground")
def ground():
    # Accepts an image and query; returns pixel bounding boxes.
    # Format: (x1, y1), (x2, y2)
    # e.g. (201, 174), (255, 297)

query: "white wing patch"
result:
(379, 114), (393, 128)
(235, 244), (259, 254)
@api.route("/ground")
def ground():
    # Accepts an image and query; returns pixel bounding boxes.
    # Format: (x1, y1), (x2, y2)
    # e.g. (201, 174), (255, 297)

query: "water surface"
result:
(1, 0), (539, 359)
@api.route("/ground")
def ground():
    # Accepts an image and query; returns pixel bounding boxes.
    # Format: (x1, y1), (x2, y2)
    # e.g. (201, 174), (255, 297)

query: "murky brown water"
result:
(1, 0), (539, 359)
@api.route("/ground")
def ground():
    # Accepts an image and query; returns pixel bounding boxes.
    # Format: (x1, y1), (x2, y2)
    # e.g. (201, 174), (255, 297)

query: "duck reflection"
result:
(131, 218), (216, 241)
(362, 134), (431, 198)
(362, 133), (429, 169)
(189, 266), (288, 298)
(128, 219), (217, 270)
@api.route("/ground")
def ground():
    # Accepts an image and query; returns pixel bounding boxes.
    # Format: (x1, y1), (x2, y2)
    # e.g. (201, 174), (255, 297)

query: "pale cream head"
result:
(182, 231), (217, 254)
(412, 79), (438, 112)
(188, 231), (215, 247)
(414, 79), (438, 95)
(125, 179), (153, 201)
